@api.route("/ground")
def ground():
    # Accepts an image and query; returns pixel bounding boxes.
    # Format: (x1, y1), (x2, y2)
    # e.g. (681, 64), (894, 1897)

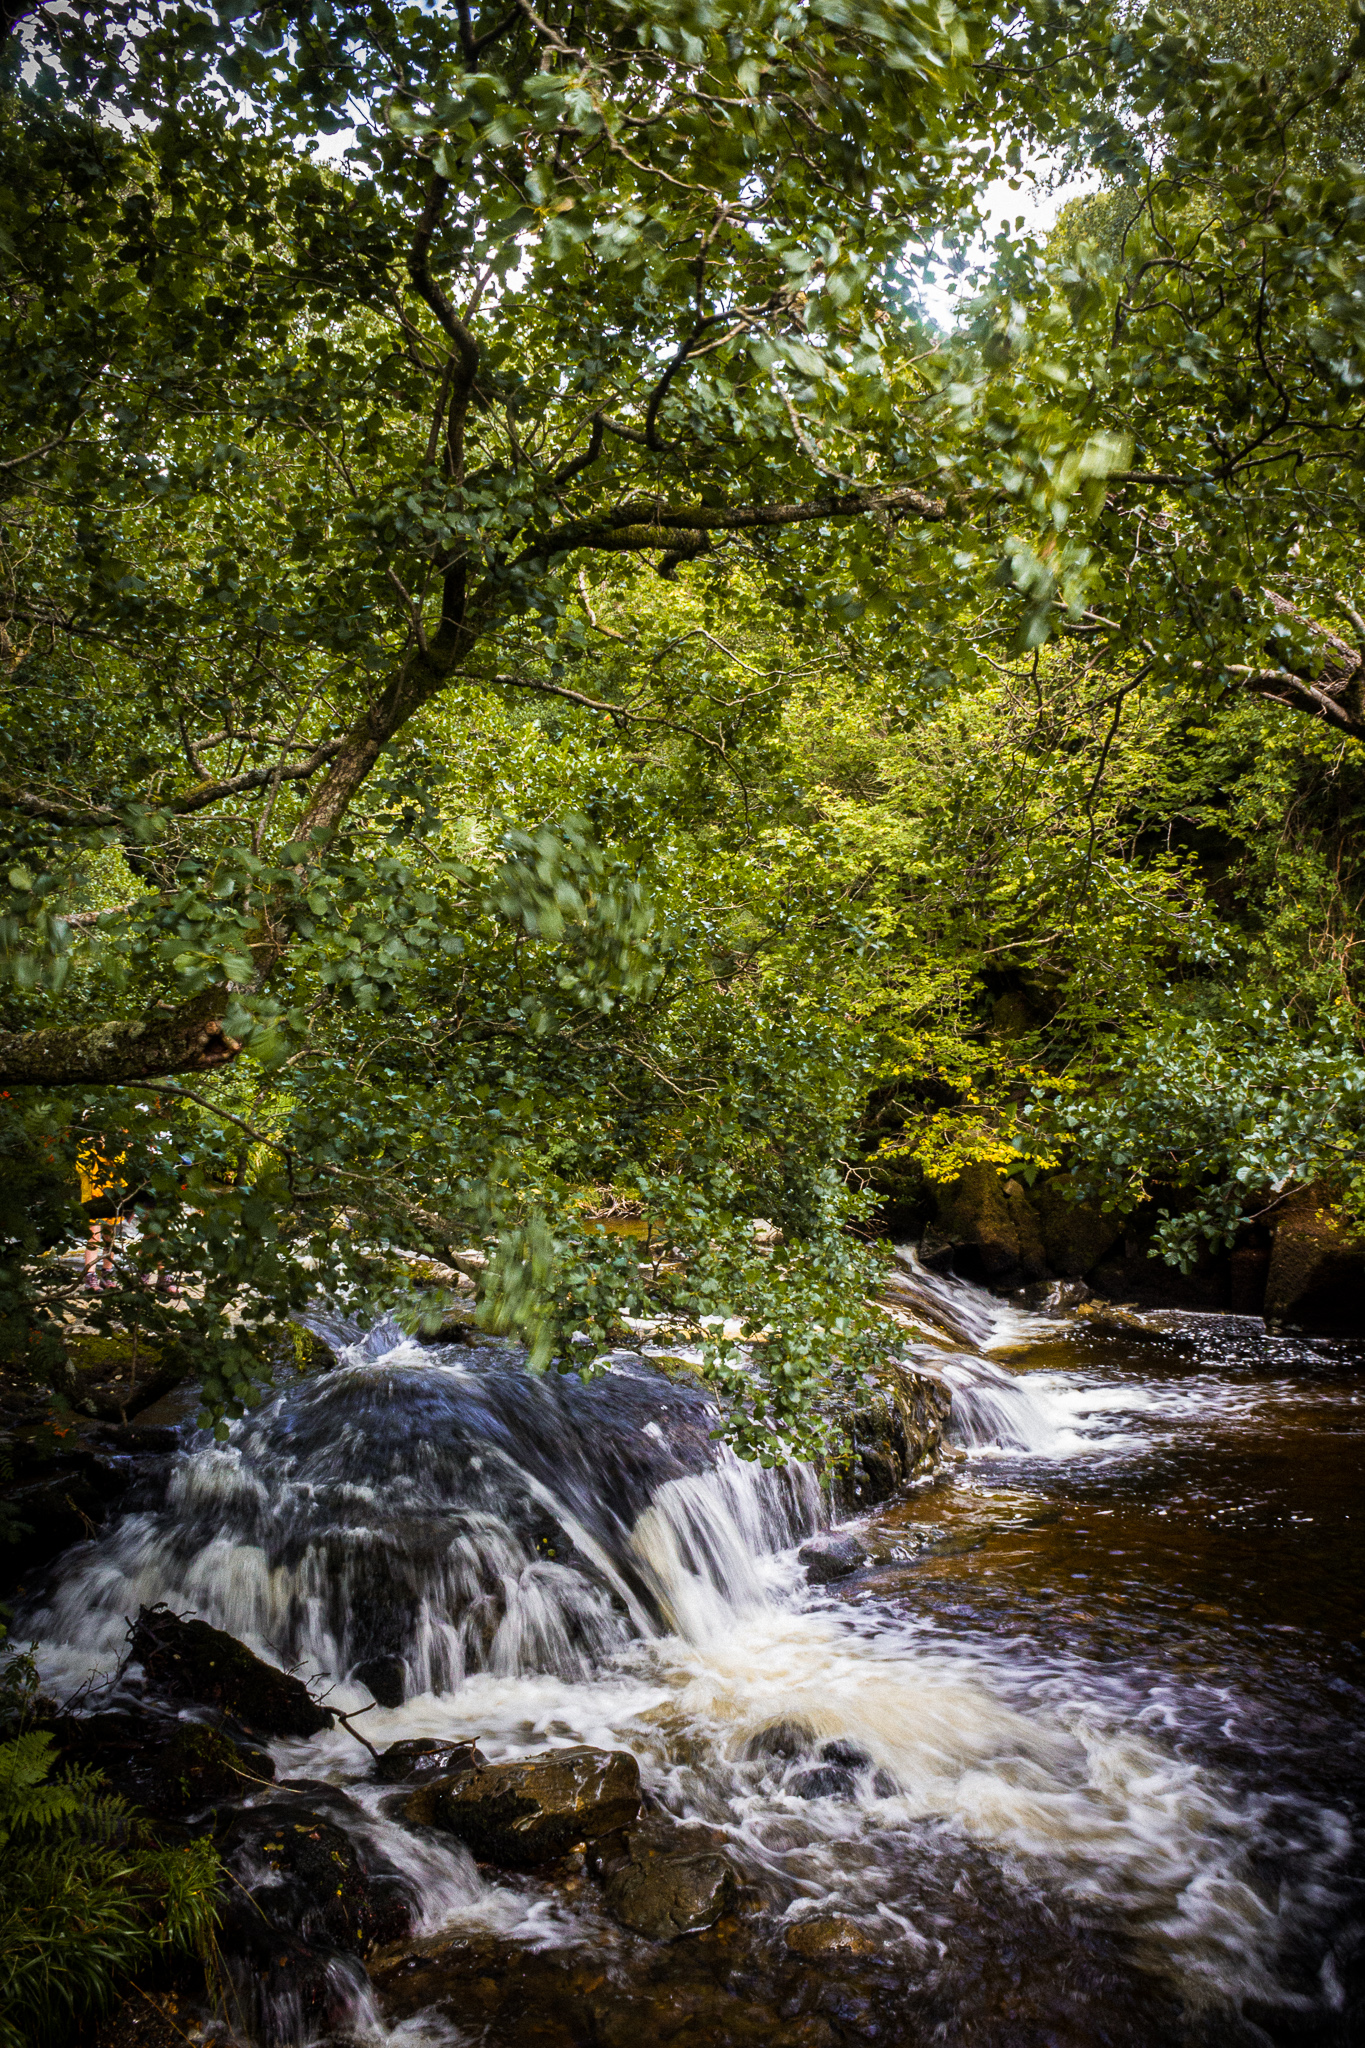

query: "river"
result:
(24, 1268), (1365, 2047)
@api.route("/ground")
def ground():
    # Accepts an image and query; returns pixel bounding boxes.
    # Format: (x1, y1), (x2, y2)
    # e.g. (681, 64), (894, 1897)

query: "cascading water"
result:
(31, 1340), (816, 1700)
(23, 1272), (1364, 2048)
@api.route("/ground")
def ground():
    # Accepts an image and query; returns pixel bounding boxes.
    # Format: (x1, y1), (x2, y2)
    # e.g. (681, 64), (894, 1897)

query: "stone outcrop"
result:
(921, 1163), (1034, 1284)
(923, 1167), (1120, 1292)
(404, 1745), (642, 1866)
(1029, 1179), (1123, 1279)
(911, 1163), (1362, 1331)
(1264, 1187), (1365, 1333)
(826, 1362), (951, 1515)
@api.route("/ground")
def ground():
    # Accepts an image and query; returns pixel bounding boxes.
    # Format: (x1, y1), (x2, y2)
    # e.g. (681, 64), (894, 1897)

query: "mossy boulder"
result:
(64, 1332), (190, 1422)
(922, 1164), (1046, 1284)
(1265, 1188), (1365, 1333)
(1029, 1178), (1124, 1278)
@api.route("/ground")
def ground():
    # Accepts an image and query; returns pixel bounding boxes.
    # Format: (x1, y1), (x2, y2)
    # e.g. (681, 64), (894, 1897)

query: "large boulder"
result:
(129, 1605), (333, 1737)
(1030, 1178), (1123, 1278)
(921, 1166), (1048, 1285)
(404, 1745), (641, 1867)
(921, 1164), (1023, 1283)
(1265, 1188), (1365, 1334)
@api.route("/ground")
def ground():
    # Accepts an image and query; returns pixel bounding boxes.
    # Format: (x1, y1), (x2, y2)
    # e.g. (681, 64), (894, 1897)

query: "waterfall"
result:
(23, 1271), (1334, 2032)
(27, 1342), (818, 1700)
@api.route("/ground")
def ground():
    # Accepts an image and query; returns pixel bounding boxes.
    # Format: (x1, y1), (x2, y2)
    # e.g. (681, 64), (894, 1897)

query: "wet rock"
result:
(1040, 1277), (1091, 1311)
(218, 1794), (416, 1957)
(405, 1744), (640, 1866)
(739, 1720), (814, 1762)
(0, 1426), (158, 1596)
(1265, 1186), (1365, 1334)
(351, 1651), (406, 1708)
(43, 1706), (275, 1816)
(819, 1739), (871, 1769)
(856, 1444), (900, 1498)
(790, 1764), (857, 1800)
(603, 1841), (736, 1939)
(825, 1363), (951, 1514)
(129, 1604), (333, 1737)
(372, 1925), (829, 2048)
(373, 1736), (485, 1785)
(93, 1421), (183, 1454)
(784, 1916), (880, 1959)
(798, 1534), (867, 1584)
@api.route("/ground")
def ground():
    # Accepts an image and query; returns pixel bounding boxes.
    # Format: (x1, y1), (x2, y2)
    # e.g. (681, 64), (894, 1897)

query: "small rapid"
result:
(22, 1269), (1365, 2046)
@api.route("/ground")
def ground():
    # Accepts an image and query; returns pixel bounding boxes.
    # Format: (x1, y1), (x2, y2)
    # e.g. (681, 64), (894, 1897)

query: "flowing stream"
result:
(23, 1262), (1365, 2047)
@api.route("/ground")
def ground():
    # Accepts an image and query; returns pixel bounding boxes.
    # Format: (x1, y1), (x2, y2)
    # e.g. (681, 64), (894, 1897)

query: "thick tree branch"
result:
(514, 480), (950, 574)
(0, 994), (243, 1087)
(9, 739), (345, 828)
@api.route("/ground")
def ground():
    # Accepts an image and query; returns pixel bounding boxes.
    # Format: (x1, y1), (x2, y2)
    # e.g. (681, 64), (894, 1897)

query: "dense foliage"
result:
(0, 0), (1362, 1446)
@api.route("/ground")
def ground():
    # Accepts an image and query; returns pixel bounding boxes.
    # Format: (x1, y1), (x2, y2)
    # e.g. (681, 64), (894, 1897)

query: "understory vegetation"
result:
(0, 1639), (219, 2047)
(0, 0), (1361, 1455)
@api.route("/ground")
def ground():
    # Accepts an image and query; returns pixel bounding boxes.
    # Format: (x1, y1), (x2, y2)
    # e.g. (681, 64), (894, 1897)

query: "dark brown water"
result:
(854, 1309), (1365, 2044)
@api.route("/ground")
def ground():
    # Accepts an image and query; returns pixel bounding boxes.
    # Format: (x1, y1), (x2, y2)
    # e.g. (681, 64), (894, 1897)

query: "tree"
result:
(0, 0), (1049, 1090)
(958, 1), (1365, 738)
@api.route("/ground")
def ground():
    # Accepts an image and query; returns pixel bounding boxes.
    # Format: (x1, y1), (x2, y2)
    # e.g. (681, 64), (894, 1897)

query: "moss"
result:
(284, 1324), (335, 1374)
(66, 1333), (169, 1379)
(159, 1722), (256, 1807)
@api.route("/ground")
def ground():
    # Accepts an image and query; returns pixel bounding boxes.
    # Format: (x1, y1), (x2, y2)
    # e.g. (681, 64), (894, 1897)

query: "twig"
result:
(331, 1703), (382, 1761)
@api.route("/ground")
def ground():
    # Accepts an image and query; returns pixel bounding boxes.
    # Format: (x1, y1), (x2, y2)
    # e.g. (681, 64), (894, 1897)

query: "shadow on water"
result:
(21, 1272), (1365, 2048)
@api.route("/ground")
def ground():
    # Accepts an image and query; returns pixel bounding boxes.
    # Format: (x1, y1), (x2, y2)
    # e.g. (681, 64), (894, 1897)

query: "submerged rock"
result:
(740, 1719), (814, 1762)
(588, 1811), (739, 1940)
(219, 1793), (415, 1957)
(798, 1534), (867, 1584)
(790, 1764), (857, 1800)
(129, 1604), (333, 1736)
(784, 1916), (880, 1959)
(603, 1844), (736, 1940)
(405, 1745), (641, 1866)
